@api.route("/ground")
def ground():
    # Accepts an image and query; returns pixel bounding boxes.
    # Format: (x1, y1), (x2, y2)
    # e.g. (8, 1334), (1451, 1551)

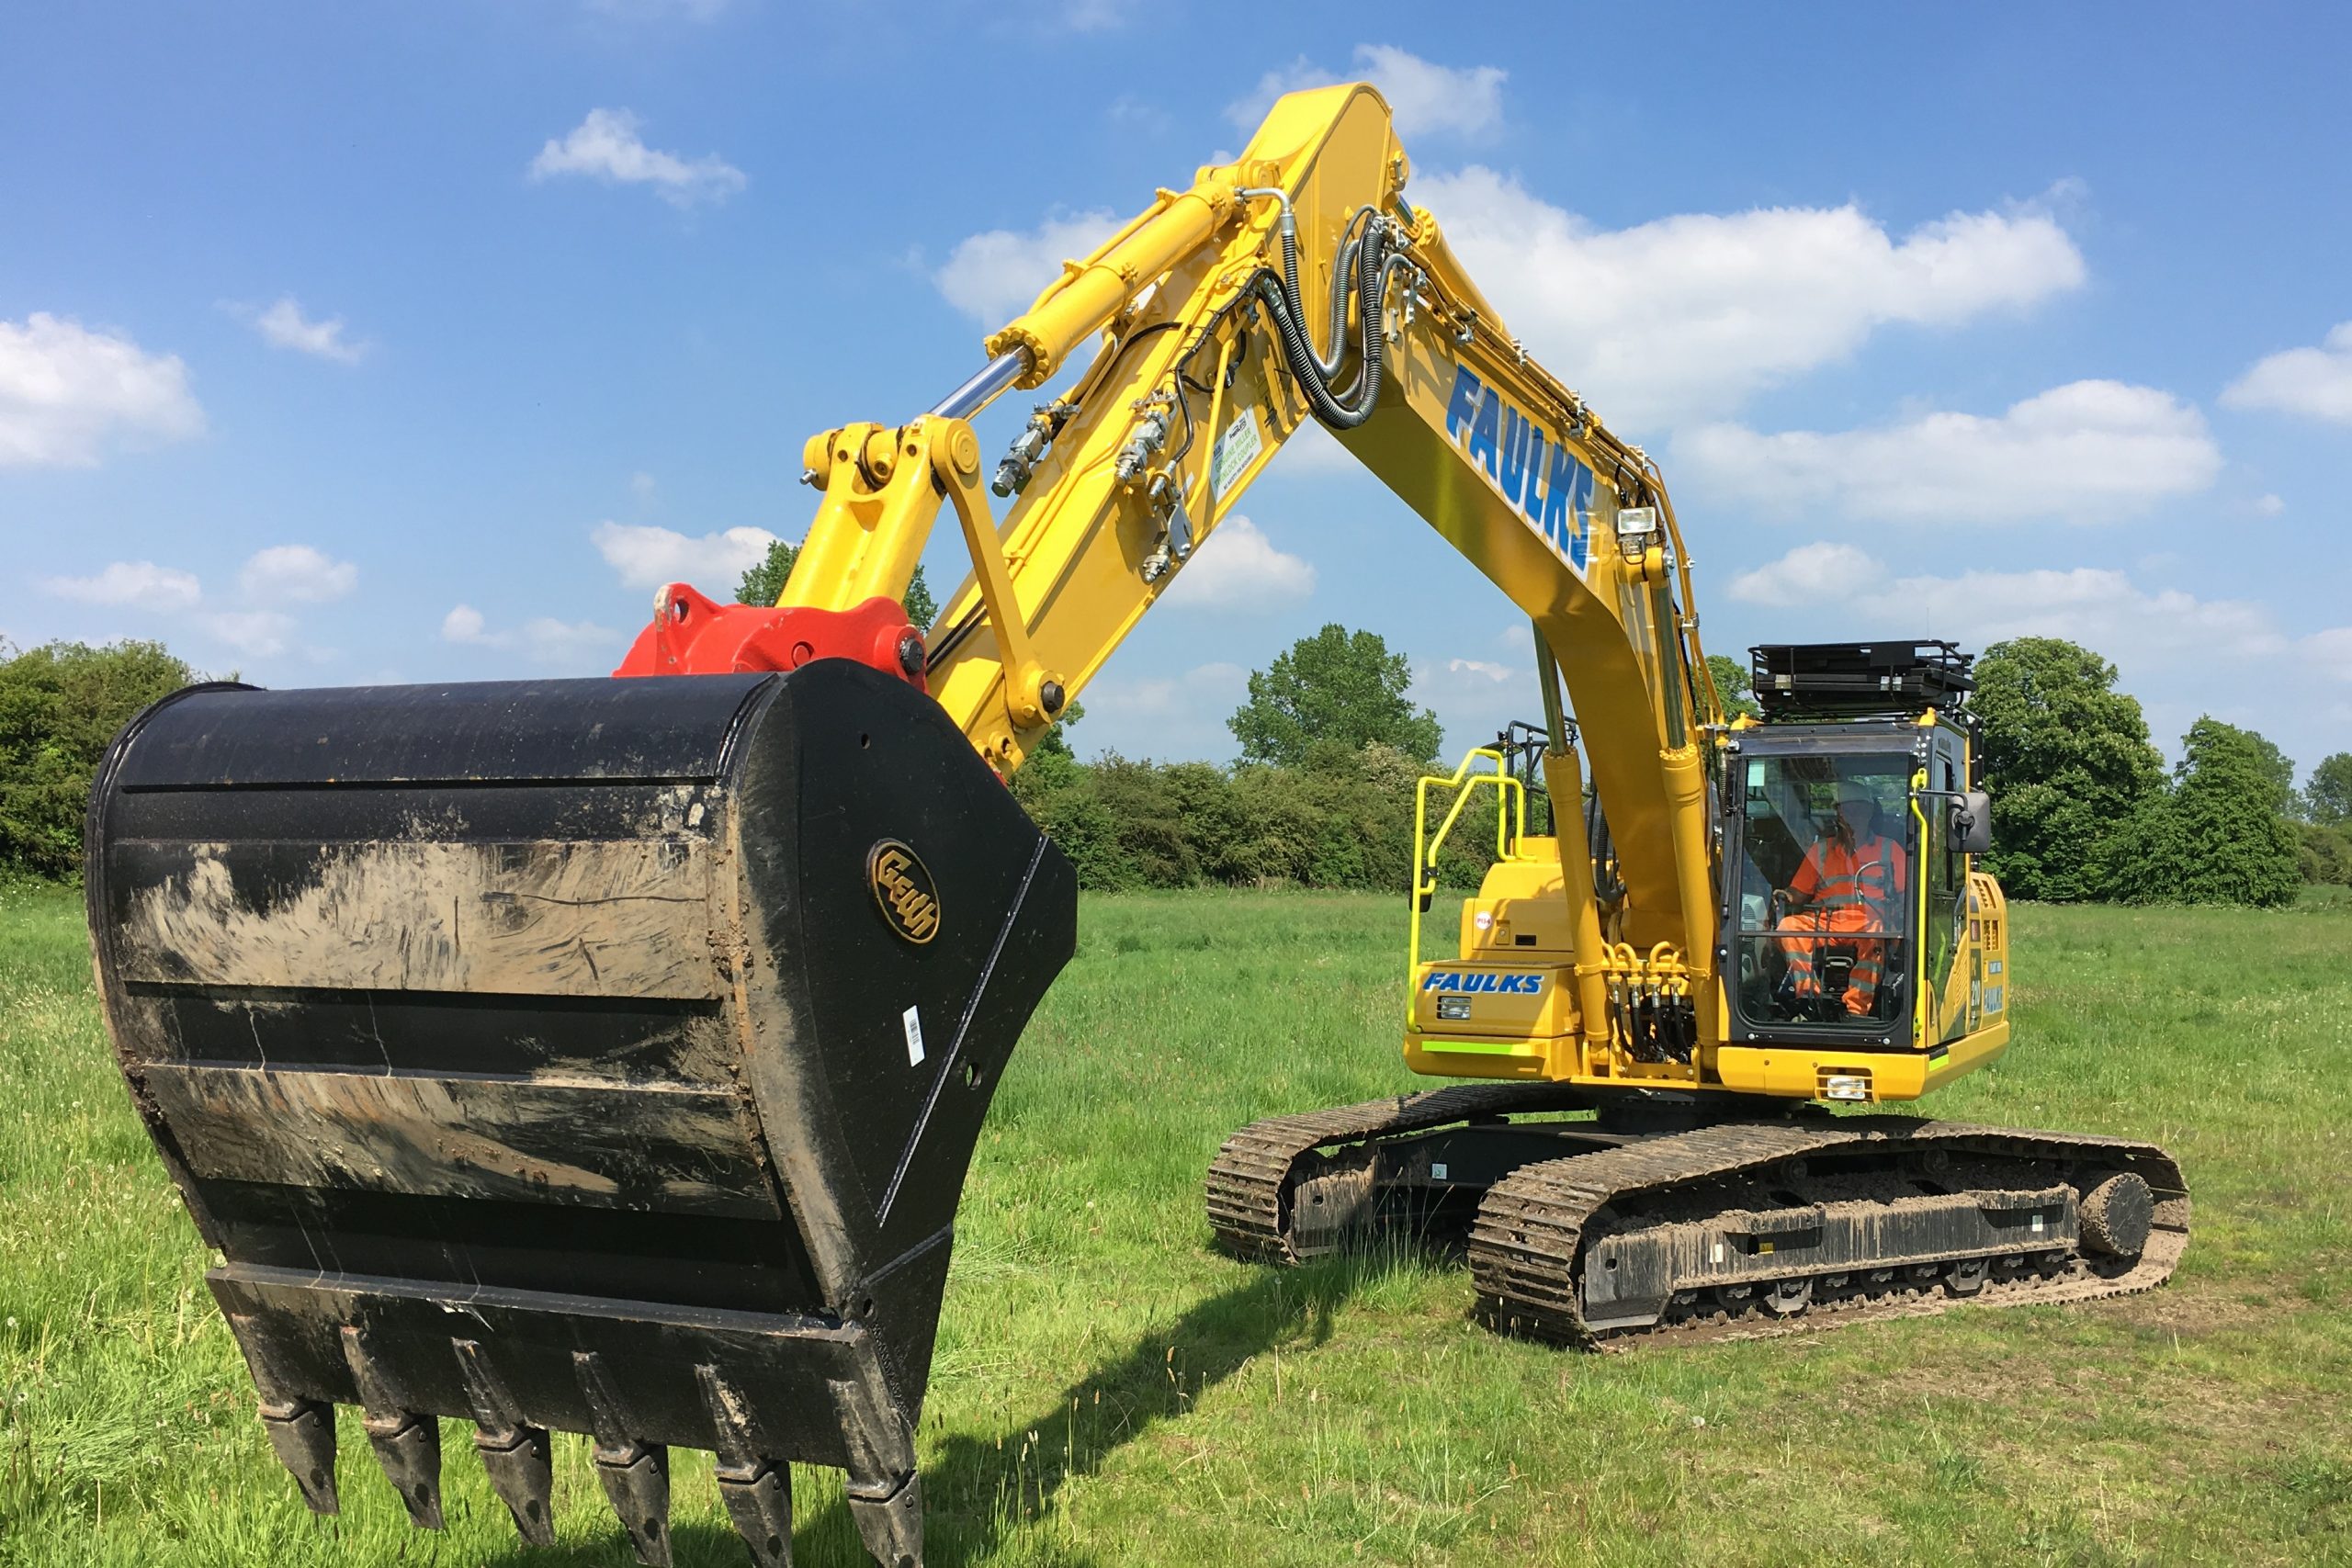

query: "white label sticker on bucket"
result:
(901, 1005), (926, 1066)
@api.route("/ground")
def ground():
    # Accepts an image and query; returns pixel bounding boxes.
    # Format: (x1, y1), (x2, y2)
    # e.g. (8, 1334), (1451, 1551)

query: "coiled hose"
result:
(1254, 208), (1395, 431)
(1297, 206), (1376, 382)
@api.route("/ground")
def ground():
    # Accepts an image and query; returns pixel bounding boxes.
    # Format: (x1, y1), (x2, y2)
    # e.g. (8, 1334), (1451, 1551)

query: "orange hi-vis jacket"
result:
(1791, 832), (1907, 927)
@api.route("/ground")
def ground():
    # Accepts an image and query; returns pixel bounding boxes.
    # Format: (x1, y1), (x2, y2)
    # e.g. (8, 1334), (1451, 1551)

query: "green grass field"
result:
(5, 879), (2349, 1565)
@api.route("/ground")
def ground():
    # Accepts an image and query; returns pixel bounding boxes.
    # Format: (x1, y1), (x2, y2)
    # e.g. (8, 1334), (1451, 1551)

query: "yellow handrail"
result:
(1910, 772), (1931, 1049)
(1406, 748), (1529, 1024)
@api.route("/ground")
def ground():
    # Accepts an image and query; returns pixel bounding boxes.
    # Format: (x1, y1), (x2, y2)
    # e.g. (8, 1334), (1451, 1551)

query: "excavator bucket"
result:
(84, 660), (1075, 1567)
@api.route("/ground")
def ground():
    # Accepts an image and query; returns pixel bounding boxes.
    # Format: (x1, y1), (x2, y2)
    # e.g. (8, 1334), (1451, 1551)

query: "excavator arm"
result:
(630, 85), (1722, 1021)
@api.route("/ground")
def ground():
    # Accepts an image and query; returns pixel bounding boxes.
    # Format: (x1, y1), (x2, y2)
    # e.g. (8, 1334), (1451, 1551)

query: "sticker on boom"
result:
(867, 840), (941, 944)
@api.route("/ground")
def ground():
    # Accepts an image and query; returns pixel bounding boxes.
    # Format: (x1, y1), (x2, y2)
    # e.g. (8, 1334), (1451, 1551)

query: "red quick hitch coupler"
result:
(615, 581), (927, 692)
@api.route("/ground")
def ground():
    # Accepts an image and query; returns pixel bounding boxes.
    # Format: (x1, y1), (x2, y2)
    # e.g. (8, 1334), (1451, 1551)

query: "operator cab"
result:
(1724, 642), (1988, 1053)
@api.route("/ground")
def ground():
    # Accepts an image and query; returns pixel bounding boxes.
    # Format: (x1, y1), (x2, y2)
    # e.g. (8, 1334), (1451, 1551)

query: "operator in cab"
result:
(1774, 779), (1907, 1017)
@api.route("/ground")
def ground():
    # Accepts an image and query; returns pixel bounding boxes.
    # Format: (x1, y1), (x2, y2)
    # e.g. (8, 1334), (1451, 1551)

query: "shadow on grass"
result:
(900, 1250), (1385, 1565)
(463, 1254), (1379, 1567)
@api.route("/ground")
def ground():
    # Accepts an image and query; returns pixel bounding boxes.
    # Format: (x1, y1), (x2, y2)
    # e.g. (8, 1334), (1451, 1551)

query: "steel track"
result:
(1206, 1098), (2188, 1349)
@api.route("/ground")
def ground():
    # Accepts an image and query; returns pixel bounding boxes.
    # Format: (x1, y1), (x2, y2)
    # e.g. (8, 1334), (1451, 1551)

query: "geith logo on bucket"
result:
(867, 840), (940, 944)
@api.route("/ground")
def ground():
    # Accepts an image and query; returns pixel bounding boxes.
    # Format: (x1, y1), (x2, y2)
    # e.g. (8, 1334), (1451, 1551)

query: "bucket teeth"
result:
(257, 1397), (339, 1515)
(577, 1349), (672, 1566)
(823, 1371), (922, 1568)
(340, 1325), (442, 1529)
(359, 1410), (445, 1529)
(846, 1472), (923, 1568)
(452, 1337), (554, 1544)
(716, 1459), (794, 1567)
(594, 1441), (673, 1567)
(698, 1364), (793, 1565)
(475, 1423), (556, 1546)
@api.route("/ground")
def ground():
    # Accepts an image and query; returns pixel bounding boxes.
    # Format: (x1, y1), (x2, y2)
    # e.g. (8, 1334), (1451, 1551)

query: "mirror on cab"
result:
(1950, 790), (1993, 856)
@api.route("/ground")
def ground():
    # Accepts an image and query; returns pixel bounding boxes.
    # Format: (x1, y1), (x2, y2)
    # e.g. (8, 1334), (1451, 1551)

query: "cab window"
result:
(1733, 753), (1916, 1030)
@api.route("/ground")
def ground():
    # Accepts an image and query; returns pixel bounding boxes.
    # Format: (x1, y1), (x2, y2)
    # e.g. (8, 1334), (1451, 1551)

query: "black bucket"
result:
(84, 660), (1076, 1566)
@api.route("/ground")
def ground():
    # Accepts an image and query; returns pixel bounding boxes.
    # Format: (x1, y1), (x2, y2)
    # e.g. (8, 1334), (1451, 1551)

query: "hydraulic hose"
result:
(1315, 224), (1380, 407)
(1306, 207), (1377, 381)
(1587, 791), (1627, 908)
(1251, 208), (1395, 431)
(1325, 244), (1419, 409)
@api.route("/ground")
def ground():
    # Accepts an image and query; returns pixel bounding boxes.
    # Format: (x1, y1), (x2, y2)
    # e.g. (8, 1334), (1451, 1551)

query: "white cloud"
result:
(41, 547), (354, 660)
(1726, 547), (2350, 754)
(1727, 541), (1884, 606)
(1228, 57), (1329, 128)
(1159, 514), (1317, 613)
(1729, 541), (2283, 671)
(2222, 321), (2352, 426)
(245, 297), (368, 365)
(1095, 660), (1250, 718)
(933, 209), (1119, 325)
(1227, 46), (1506, 140)
(583, 0), (729, 19)
(514, 618), (621, 667)
(240, 544), (356, 604)
(1352, 45), (1506, 140)
(1409, 652), (1536, 756)
(629, 470), (658, 504)
(592, 521), (778, 591)
(1903, 567), (2283, 666)
(442, 604), (620, 669)
(1269, 420), (1358, 475)
(1104, 95), (1170, 133)
(0, 313), (204, 467)
(41, 559), (204, 611)
(1062, 0), (1130, 32)
(530, 108), (746, 208)
(1679, 380), (2222, 525)
(1072, 660), (1250, 761)
(1411, 168), (2086, 427)
(205, 609), (298, 658)
(2306, 626), (2352, 684)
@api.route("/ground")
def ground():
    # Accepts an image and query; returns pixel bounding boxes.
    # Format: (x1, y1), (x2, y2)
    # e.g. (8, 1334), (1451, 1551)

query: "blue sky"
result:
(6, 2), (2349, 783)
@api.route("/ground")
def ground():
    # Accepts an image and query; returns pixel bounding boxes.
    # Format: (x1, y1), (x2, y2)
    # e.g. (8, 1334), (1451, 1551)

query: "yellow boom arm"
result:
(777, 84), (1721, 1011)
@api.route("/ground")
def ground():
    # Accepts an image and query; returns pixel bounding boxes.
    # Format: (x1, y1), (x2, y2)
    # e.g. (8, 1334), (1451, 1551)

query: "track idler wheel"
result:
(2079, 1170), (2155, 1258)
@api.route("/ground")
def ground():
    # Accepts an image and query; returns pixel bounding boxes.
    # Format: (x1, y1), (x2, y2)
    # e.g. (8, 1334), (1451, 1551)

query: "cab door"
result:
(1923, 733), (1972, 1045)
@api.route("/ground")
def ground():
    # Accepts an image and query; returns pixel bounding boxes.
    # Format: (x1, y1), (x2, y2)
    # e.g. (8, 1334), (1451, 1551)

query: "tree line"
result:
(989, 629), (2349, 906)
(5, 558), (2346, 908)
(1004, 624), (1493, 893)
(1967, 637), (2341, 908)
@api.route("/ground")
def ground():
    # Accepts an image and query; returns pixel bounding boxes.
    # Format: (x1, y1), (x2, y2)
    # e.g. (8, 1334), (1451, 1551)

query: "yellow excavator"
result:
(83, 86), (2186, 1568)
